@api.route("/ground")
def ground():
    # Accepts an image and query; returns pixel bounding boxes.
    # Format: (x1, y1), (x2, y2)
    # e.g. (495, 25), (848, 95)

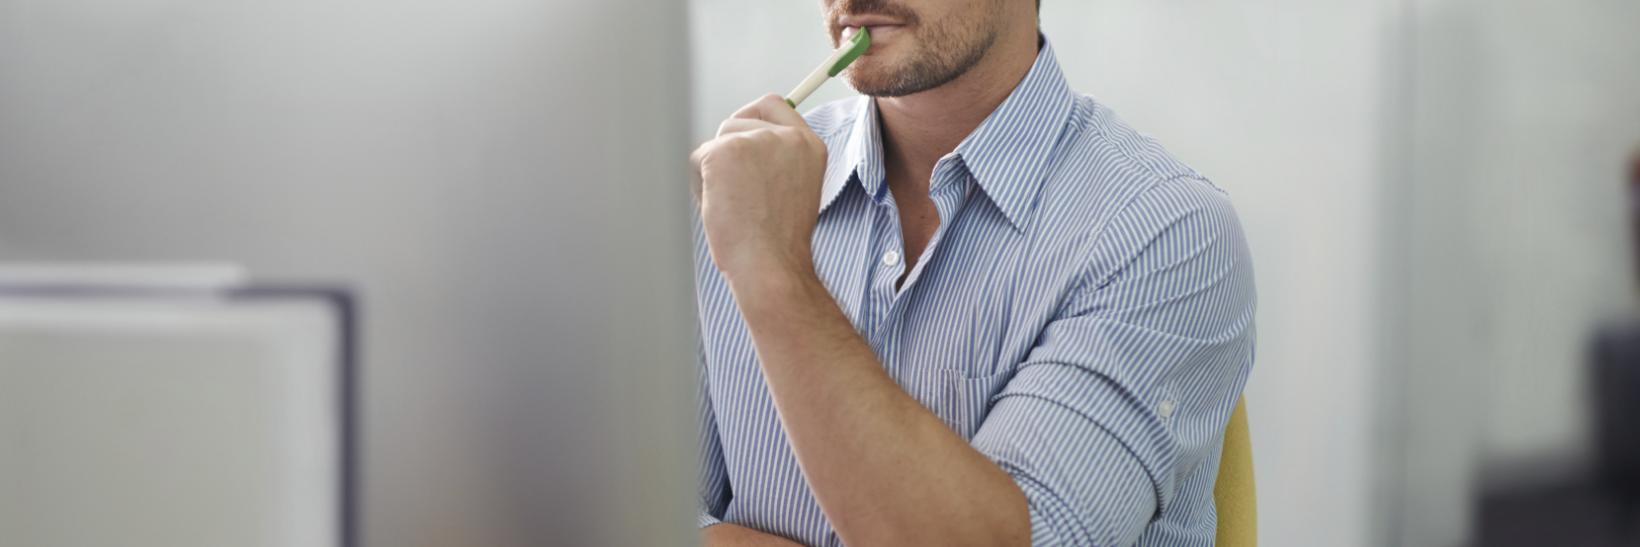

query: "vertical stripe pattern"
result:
(696, 37), (1256, 547)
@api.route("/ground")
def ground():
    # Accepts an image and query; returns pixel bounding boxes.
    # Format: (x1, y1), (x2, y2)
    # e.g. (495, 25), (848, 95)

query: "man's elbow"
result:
(945, 504), (1031, 547)
(929, 481), (1033, 547)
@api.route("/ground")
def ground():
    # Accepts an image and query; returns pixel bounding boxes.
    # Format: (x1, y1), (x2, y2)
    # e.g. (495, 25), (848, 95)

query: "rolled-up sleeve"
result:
(971, 178), (1256, 546)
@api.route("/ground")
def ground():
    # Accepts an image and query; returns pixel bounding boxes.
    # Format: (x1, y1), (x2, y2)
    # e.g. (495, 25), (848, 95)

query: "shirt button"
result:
(881, 250), (901, 267)
(1157, 400), (1177, 418)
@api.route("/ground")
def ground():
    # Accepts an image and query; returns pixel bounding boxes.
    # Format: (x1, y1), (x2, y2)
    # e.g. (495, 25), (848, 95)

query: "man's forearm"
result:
(727, 265), (1029, 547)
(703, 523), (805, 547)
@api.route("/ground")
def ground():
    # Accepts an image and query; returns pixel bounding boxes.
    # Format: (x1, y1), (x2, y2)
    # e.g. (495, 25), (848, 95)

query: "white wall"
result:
(691, 2), (1396, 545)
(1447, 0), (1640, 472)
(1388, 0), (1640, 544)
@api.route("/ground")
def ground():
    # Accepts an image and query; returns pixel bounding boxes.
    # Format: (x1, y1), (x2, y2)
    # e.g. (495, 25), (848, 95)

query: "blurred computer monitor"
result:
(0, 267), (355, 547)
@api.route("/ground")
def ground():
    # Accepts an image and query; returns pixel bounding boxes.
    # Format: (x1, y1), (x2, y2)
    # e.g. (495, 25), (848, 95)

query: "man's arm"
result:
(695, 173), (814, 547)
(703, 523), (807, 547)
(729, 263), (1033, 547)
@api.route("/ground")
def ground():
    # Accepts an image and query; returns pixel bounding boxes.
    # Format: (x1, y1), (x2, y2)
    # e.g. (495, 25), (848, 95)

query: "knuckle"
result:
(776, 127), (803, 144)
(732, 98), (765, 118)
(788, 128), (820, 149)
(717, 135), (750, 156)
(695, 139), (735, 166)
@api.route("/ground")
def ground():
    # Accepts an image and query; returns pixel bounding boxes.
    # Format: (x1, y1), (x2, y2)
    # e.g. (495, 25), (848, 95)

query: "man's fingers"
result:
(690, 124), (771, 204)
(694, 96), (822, 204)
(730, 94), (809, 128)
(688, 140), (719, 204)
(756, 94), (809, 127)
(689, 139), (713, 172)
(727, 95), (768, 120)
(717, 117), (776, 138)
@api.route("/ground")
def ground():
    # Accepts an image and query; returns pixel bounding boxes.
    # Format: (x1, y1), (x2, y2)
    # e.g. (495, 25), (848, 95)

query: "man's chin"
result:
(844, 65), (911, 97)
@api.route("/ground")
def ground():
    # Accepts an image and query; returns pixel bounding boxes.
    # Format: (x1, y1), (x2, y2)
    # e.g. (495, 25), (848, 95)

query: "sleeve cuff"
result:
(976, 395), (1159, 546)
(994, 361), (1177, 511)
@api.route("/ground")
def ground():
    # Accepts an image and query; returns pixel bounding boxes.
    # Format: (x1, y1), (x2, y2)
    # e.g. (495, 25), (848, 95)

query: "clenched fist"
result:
(690, 94), (829, 284)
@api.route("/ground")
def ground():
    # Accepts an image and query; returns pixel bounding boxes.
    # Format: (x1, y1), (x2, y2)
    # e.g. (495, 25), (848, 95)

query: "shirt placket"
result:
(864, 185), (904, 352)
(865, 160), (975, 372)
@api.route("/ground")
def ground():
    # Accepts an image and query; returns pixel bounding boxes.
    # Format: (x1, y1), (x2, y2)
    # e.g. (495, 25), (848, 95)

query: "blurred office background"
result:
(3, 0), (1639, 545)
(0, 1), (699, 546)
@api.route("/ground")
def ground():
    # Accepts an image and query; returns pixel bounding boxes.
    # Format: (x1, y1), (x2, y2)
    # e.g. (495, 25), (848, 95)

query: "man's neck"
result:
(876, 30), (1040, 193)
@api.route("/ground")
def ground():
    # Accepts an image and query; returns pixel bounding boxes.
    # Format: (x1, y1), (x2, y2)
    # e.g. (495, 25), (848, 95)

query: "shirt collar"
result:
(818, 36), (1077, 231)
(818, 98), (885, 213)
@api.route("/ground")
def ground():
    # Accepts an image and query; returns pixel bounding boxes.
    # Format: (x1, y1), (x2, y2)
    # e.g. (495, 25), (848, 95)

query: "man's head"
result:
(823, 0), (1039, 97)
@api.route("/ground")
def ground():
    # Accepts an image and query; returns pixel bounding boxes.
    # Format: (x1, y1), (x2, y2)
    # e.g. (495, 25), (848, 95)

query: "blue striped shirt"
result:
(695, 38), (1256, 546)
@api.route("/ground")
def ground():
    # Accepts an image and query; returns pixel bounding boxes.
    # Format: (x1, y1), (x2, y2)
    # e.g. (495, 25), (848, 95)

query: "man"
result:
(689, 0), (1255, 545)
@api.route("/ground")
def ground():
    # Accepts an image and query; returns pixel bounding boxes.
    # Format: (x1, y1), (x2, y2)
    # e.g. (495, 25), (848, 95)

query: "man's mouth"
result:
(838, 14), (909, 40)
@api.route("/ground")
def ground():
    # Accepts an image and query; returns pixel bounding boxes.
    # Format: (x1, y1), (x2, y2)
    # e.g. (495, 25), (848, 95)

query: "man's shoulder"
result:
(1044, 96), (1233, 235)
(801, 96), (869, 139)
(1057, 95), (1207, 189)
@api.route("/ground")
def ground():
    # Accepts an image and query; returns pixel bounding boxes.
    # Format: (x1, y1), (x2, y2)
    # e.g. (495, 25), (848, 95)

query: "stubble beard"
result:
(841, 4), (1003, 97)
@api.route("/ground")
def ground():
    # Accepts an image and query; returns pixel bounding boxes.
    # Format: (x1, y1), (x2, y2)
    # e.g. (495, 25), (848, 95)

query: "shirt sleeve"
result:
(698, 342), (731, 528)
(692, 208), (732, 528)
(970, 177), (1257, 545)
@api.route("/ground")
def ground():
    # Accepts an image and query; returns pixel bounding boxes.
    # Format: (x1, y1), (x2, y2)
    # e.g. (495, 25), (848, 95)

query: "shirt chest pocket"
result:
(898, 367), (1013, 440)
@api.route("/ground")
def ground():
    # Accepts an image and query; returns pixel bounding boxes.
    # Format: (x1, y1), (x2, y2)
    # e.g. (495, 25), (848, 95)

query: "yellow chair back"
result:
(1213, 396), (1257, 547)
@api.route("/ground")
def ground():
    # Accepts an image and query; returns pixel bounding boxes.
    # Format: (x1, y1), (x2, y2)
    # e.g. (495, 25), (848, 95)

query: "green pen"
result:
(785, 28), (872, 108)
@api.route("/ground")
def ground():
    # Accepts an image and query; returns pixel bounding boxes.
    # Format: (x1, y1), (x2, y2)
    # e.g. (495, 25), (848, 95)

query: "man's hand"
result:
(690, 94), (828, 283)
